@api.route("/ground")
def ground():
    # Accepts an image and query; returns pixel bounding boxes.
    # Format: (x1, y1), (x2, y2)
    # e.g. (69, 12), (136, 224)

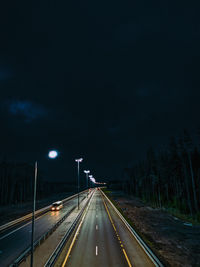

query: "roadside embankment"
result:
(104, 190), (200, 267)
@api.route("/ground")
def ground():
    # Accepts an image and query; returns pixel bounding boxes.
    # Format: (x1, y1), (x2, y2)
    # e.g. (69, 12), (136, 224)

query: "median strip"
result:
(45, 191), (94, 267)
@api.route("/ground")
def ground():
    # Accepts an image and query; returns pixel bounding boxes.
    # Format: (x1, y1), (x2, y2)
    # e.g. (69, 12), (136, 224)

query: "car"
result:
(51, 201), (63, 211)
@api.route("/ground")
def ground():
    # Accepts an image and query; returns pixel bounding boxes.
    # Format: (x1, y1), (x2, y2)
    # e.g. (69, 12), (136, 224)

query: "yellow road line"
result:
(61, 217), (83, 267)
(102, 196), (132, 267)
(123, 249), (132, 267)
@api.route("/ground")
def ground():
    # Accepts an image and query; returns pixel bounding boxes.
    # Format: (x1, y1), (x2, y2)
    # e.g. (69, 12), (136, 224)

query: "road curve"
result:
(56, 190), (155, 267)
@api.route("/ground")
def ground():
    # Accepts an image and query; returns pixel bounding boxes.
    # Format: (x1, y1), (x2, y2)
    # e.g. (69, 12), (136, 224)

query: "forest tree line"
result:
(0, 162), (76, 205)
(122, 130), (200, 219)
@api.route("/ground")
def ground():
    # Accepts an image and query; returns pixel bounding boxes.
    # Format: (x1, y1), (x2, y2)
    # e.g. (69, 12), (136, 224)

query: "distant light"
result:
(75, 158), (83, 162)
(48, 150), (58, 159)
(90, 177), (96, 183)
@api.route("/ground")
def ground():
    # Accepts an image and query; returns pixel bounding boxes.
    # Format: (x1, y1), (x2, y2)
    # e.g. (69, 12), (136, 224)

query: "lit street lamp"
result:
(89, 175), (96, 188)
(48, 150), (58, 159)
(30, 150), (58, 267)
(89, 175), (93, 188)
(75, 158), (83, 210)
(84, 170), (90, 188)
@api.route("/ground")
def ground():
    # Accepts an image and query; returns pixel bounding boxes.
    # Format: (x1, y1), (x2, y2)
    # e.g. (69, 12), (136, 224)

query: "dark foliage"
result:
(0, 162), (76, 205)
(122, 130), (200, 219)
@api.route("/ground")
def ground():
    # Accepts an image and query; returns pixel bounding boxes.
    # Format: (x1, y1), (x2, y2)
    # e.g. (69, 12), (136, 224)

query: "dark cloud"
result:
(4, 99), (47, 123)
(0, 0), (200, 181)
(0, 69), (12, 80)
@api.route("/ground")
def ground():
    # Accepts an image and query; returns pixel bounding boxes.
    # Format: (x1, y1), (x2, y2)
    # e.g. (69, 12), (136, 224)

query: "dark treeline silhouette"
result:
(0, 161), (76, 205)
(122, 130), (200, 220)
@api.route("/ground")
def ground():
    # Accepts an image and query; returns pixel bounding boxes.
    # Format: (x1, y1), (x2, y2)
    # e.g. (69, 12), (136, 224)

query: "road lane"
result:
(61, 191), (130, 267)
(0, 191), (87, 267)
(103, 192), (155, 267)
(59, 190), (156, 267)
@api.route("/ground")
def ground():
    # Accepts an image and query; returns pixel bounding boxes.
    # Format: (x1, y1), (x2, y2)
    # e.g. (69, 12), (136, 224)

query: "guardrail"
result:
(44, 191), (94, 267)
(10, 191), (90, 267)
(101, 190), (164, 267)
(0, 190), (88, 233)
(11, 206), (75, 267)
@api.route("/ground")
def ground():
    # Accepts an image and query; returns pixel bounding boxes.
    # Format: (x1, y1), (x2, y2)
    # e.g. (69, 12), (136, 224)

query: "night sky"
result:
(0, 1), (200, 182)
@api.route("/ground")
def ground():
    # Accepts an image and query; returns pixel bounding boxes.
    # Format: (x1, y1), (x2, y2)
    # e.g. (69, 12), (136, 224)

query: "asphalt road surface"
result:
(59, 190), (155, 267)
(0, 191), (87, 266)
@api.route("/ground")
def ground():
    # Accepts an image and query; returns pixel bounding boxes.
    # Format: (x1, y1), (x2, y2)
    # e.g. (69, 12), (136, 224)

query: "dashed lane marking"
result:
(102, 196), (132, 267)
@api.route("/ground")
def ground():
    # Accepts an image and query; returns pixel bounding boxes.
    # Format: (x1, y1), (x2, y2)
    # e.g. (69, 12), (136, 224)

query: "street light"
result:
(84, 170), (90, 188)
(89, 175), (93, 188)
(48, 150), (58, 159)
(89, 176), (96, 188)
(30, 150), (58, 267)
(75, 158), (83, 210)
(90, 177), (96, 183)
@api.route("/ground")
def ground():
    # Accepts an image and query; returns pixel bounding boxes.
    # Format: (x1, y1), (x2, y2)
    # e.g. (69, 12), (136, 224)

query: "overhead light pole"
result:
(30, 150), (58, 267)
(30, 161), (37, 267)
(89, 175), (93, 189)
(84, 170), (90, 197)
(75, 158), (83, 210)
(90, 176), (96, 188)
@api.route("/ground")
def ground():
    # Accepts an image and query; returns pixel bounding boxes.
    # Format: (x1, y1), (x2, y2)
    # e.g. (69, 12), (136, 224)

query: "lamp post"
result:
(30, 150), (58, 267)
(30, 161), (37, 267)
(84, 170), (90, 188)
(90, 176), (96, 188)
(89, 175), (93, 189)
(75, 158), (83, 210)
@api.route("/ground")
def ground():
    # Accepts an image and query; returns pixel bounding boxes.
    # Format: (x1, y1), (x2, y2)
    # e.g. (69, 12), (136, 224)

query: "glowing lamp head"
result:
(90, 177), (96, 183)
(75, 158), (83, 163)
(48, 150), (58, 159)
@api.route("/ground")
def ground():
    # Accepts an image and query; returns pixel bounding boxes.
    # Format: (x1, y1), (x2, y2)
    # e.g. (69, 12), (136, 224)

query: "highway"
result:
(56, 190), (155, 267)
(0, 191), (87, 267)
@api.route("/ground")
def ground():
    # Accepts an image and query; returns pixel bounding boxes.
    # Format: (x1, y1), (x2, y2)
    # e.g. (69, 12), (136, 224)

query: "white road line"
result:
(0, 212), (50, 240)
(96, 214), (98, 218)
(96, 246), (98, 256)
(0, 221), (32, 240)
(96, 225), (98, 230)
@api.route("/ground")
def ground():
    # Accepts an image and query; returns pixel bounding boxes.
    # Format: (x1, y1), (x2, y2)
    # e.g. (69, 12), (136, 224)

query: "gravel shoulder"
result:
(107, 191), (200, 267)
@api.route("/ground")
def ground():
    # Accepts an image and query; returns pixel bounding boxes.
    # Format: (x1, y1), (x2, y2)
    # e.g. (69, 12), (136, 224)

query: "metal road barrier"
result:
(44, 191), (94, 267)
(10, 191), (89, 266)
(101, 190), (164, 267)
(11, 206), (75, 267)
(0, 190), (88, 233)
